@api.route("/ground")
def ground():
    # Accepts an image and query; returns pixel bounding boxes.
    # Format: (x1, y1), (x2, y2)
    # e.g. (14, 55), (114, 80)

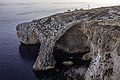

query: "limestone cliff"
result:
(16, 6), (120, 80)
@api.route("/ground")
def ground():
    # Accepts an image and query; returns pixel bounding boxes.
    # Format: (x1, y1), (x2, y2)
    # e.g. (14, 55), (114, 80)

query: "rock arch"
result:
(17, 19), (120, 80)
(16, 5), (120, 79)
(32, 21), (86, 71)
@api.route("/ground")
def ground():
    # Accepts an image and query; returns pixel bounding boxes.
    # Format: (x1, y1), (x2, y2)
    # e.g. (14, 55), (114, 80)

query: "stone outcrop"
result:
(16, 6), (120, 80)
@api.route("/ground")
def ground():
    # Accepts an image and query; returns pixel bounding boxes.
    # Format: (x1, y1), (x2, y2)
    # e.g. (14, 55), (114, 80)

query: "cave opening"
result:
(53, 24), (91, 67)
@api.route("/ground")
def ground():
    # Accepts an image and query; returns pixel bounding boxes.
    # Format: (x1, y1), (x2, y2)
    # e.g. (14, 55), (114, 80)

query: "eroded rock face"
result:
(16, 6), (120, 80)
(55, 25), (89, 54)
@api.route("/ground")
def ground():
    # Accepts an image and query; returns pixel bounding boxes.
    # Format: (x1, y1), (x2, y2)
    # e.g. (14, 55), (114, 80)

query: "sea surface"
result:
(0, 2), (110, 80)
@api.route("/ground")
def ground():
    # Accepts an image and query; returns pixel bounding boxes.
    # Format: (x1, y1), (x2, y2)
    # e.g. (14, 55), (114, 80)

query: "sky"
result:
(0, 0), (120, 5)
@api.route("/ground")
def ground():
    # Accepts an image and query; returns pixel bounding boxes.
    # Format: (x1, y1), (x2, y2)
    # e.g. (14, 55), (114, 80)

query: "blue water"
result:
(0, 2), (107, 80)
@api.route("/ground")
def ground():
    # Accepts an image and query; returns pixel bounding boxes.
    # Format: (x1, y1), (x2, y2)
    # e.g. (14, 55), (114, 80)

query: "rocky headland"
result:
(16, 6), (120, 80)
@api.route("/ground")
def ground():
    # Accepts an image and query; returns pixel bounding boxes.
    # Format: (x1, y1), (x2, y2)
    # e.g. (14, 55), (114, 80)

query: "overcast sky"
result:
(0, 0), (120, 5)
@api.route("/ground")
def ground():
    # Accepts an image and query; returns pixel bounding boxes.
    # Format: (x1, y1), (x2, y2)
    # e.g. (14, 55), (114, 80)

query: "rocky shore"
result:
(17, 6), (120, 80)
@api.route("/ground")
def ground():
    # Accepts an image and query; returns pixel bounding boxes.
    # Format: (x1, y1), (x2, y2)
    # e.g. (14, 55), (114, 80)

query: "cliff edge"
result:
(16, 6), (120, 80)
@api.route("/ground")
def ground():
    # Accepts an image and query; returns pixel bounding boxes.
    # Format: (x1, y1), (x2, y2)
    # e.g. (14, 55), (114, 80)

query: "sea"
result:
(0, 2), (112, 80)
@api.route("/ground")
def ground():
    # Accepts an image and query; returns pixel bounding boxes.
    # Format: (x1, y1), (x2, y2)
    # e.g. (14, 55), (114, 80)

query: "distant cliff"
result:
(16, 6), (120, 80)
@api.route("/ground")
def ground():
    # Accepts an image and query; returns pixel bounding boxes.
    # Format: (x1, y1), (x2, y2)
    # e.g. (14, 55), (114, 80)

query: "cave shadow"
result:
(34, 46), (91, 80)
(19, 43), (64, 80)
(19, 43), (40, 61)
(19, 43), (91, 80)
(53, 46), (91, 66)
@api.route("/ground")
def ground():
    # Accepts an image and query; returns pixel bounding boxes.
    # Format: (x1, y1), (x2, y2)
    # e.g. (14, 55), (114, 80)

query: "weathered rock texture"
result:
(16, 6), (120, 80)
